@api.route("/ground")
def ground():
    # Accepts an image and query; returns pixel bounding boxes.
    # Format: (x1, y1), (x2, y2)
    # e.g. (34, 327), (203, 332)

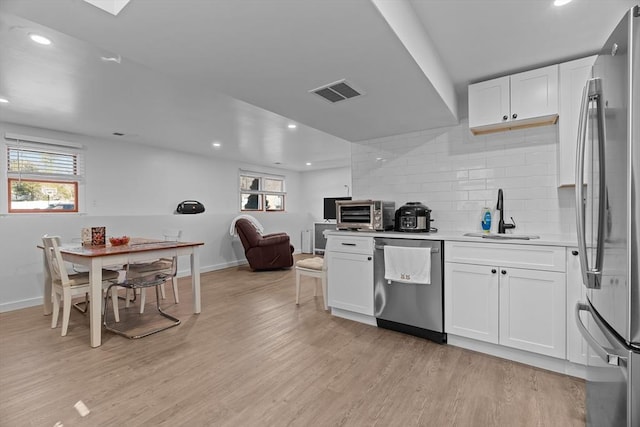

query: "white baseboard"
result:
(448, 335), (586, 379)
(176, 259), (248, 277)
(1, 260), (251, 313)
(0, 297), (44, 313)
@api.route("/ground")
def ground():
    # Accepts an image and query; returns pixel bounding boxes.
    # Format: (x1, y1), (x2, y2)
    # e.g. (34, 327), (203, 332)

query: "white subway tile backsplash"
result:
(469, 168), (506, 179)
(524, 198), (560, 210)
(456, 200), (487, 211)
(486, 153), (526, 168)
(467, 189), (498, 201)
(500, 198), (525, 211)
(525, 150), (556, 165)
(486, 177), (529, 189)
(352, 120), (569, 233)
(424, 201), (454, 211)
(507, 187), (549, 200)
(392, 182), (421, 193)
(525, 175), (556, 187)
(453, 179), (486, 191)
(421, 181), (453, 192)
(504, 164), (549, 177)
(452, 157), (487, 171)
(427, 191), (469, 201)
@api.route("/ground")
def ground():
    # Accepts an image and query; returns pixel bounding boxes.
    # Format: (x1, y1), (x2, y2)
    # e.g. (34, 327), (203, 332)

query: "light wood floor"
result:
(0, 255), (585, 426)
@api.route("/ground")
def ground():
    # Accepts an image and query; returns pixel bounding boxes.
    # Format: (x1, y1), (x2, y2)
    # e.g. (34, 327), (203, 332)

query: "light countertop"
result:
(325, 229), (578, 247)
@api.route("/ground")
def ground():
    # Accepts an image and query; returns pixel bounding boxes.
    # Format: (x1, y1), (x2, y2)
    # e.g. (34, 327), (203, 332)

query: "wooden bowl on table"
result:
(109, 236), (130, 246)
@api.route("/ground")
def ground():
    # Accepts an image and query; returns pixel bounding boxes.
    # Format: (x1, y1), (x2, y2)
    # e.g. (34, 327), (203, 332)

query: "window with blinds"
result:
(239, 170), (286, 212)
(5, 135), (84, 213)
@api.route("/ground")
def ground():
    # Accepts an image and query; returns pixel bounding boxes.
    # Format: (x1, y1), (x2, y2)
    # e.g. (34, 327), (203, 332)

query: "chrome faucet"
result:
(497, 189), (516, 234)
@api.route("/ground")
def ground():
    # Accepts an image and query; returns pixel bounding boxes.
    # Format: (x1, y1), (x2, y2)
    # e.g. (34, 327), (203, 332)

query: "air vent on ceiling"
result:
(310, 79), (363, 103)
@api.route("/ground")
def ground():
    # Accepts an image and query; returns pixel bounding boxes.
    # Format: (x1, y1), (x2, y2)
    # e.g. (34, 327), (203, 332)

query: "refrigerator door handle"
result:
(575, 83), (590, 287)
(575, 302), (627, 367)
(575, 78), (606, 289)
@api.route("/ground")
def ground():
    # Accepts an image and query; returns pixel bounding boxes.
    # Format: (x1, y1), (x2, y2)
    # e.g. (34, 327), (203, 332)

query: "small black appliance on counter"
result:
(394, 202), (433, 232)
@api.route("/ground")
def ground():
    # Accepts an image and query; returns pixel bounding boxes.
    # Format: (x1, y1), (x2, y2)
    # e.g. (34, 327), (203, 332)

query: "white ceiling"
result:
(0, 0), (636, 171)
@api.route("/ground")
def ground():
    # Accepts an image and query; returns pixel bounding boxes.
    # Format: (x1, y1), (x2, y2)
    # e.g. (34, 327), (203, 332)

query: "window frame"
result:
(239, 170), (286, 212)
(4, 133), (85, 214)
(8, 178), (79, 213)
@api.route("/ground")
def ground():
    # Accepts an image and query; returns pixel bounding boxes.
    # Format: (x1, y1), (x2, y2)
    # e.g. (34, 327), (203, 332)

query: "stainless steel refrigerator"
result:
(574, 6), (640, 426)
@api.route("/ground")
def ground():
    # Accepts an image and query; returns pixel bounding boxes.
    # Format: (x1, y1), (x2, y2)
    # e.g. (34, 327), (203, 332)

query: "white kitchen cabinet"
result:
(445, 241), (567, 359)
(499, 267), (566, 358)
(557, 55), (596, 187)
(445, 262), (499, 344)
(326, 235), (374, 316)
(469, 64), (559, 135)
(467, 76), (510, 131)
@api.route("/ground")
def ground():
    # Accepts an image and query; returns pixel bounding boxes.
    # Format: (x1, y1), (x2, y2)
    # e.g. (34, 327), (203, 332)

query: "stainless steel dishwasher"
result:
(374, 237), (445, 343)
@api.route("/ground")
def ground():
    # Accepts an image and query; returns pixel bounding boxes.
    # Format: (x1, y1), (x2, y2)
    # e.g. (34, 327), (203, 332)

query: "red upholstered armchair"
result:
(235, 218), (294, 270)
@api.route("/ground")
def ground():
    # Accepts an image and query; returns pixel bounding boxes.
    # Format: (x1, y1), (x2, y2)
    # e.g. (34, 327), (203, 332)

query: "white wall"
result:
(351, 119), (576, 235)
(299, 166), (352, 224)
(0, 123), (309, 311)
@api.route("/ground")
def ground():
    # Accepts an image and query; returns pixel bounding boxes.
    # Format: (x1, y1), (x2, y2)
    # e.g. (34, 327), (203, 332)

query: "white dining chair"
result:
(295, 256), (328, 310)
(127, 229), (181, 313)
(42, 235), (121, 336)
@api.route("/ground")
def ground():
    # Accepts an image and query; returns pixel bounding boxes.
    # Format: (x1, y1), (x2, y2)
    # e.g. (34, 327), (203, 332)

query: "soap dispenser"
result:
(481, 207), (492, 234)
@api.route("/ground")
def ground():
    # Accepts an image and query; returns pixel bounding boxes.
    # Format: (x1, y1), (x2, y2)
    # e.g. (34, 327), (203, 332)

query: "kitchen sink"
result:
(463, 232), (540, 240)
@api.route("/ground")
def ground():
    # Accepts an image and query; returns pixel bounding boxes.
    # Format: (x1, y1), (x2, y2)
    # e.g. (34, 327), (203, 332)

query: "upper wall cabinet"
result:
(557, 55), (597, 187)
(469, 64), (559, 135)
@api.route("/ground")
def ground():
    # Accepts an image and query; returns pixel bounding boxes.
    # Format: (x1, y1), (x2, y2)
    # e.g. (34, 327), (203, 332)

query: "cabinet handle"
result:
(501, 270), (507, 275)
(502, 115), (508, 121)
(512, 113), (518, 119)
(367, 257), (372, 261)
(572, 250), (579, 256)
(491, 269), (497, 274)
(341, 243), (356, 246)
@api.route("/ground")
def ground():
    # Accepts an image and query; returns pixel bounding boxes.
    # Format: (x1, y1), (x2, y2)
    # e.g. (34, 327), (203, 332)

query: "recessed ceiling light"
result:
(212, 142), (221, 148)
(287, 124), (297, 129)
(29, 33), (52, 45)
(553, 0), (572, 6)
(0, 98), (9, 104)
(305, 162), (312, 166)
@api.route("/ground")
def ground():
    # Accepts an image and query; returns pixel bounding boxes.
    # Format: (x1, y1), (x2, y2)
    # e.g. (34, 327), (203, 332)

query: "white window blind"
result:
(5, 135), (84, 182)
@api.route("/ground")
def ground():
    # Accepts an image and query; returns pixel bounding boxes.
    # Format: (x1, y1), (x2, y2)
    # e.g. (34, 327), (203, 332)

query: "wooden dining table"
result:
(41, 238), (204, 347)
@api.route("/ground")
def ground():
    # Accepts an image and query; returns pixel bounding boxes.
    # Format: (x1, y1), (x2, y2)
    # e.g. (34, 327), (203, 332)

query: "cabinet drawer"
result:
(445, 241), (566, 272)
(326, 235), (374, 255)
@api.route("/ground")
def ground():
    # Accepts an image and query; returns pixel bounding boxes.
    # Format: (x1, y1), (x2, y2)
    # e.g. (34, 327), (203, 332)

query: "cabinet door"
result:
(557, 56), (596, 187)
(510, 64), (558, 122)
(499, 267), (566, 358)
(468, 76), (510, 129)
(445, 262), (499, 344)
(327, 251), (373, 315)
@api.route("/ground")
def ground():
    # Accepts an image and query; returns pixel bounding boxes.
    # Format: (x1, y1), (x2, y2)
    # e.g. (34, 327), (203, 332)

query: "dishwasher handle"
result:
(375, 244), (439, 253)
